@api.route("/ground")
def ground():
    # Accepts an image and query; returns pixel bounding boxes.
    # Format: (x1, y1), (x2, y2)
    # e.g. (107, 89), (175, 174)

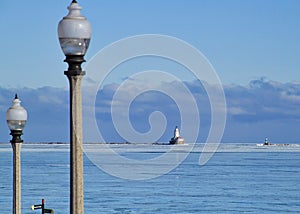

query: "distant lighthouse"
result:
(169, 126), (185, 144)
(174, 126), (180, 138)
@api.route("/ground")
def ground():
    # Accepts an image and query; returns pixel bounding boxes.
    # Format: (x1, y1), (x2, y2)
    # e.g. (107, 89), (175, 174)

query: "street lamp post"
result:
(58, 1), (91, 213)
(6, 94), (27, 214)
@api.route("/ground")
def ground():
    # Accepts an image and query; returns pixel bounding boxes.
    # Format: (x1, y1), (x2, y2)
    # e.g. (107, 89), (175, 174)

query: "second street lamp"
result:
(58, 1), (91, 214)
(6, 94), (27, 214)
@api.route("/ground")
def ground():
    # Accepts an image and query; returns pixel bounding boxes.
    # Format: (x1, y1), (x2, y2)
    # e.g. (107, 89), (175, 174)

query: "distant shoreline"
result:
(1, 142), (300, 145)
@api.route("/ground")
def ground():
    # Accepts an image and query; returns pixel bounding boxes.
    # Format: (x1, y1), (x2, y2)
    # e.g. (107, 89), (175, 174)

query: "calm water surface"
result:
(0, 144), (300, 213)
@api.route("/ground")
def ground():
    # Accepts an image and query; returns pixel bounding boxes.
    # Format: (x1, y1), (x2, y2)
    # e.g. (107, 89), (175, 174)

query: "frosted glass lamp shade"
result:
(58, 1), (91, 56)
(6, 95), (27, 131)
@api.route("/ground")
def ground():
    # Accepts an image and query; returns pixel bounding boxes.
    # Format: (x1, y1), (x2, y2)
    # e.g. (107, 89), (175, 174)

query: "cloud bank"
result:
(0, 78), (299, 143)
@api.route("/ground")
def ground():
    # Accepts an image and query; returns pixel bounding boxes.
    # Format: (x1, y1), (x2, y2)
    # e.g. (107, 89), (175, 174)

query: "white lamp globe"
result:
(6, 95), (27, 131)
(58, 0), (91, 56)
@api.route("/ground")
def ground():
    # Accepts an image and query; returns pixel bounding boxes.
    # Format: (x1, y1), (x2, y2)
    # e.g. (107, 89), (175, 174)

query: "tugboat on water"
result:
(264, 137), (271, 145)
(257, 137), (290, 147)
(169, 126), (185, 145)
(257, 137), (271, 146)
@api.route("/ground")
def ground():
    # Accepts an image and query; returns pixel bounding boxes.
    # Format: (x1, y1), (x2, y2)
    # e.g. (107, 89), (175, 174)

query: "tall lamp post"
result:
(6, 94), (27, 214)
(58, 1), (91, 213)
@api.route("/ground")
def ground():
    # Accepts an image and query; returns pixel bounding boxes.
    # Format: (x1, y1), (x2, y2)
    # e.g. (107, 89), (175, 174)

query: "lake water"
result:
(0, 143), (300, 213)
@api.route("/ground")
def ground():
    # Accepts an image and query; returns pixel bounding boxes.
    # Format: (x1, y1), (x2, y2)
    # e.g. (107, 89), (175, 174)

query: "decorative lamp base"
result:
(10, 130), (23, 144)
(64, 55), (86, 76)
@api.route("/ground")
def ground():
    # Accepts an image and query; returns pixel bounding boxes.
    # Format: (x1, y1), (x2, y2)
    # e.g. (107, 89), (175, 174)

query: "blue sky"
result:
(0, 0), (299, 143)
(1, 0), (300, 87)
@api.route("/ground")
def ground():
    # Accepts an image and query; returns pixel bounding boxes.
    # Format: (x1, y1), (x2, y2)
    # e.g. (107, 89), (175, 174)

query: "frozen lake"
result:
(0, 143), (300, 213)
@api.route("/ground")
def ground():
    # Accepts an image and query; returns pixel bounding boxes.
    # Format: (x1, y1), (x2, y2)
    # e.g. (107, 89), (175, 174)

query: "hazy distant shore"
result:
(1, 142), (300, 153)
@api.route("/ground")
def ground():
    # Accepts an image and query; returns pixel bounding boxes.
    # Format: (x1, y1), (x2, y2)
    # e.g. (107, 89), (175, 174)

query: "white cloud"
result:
(0, 78), (299, 143)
